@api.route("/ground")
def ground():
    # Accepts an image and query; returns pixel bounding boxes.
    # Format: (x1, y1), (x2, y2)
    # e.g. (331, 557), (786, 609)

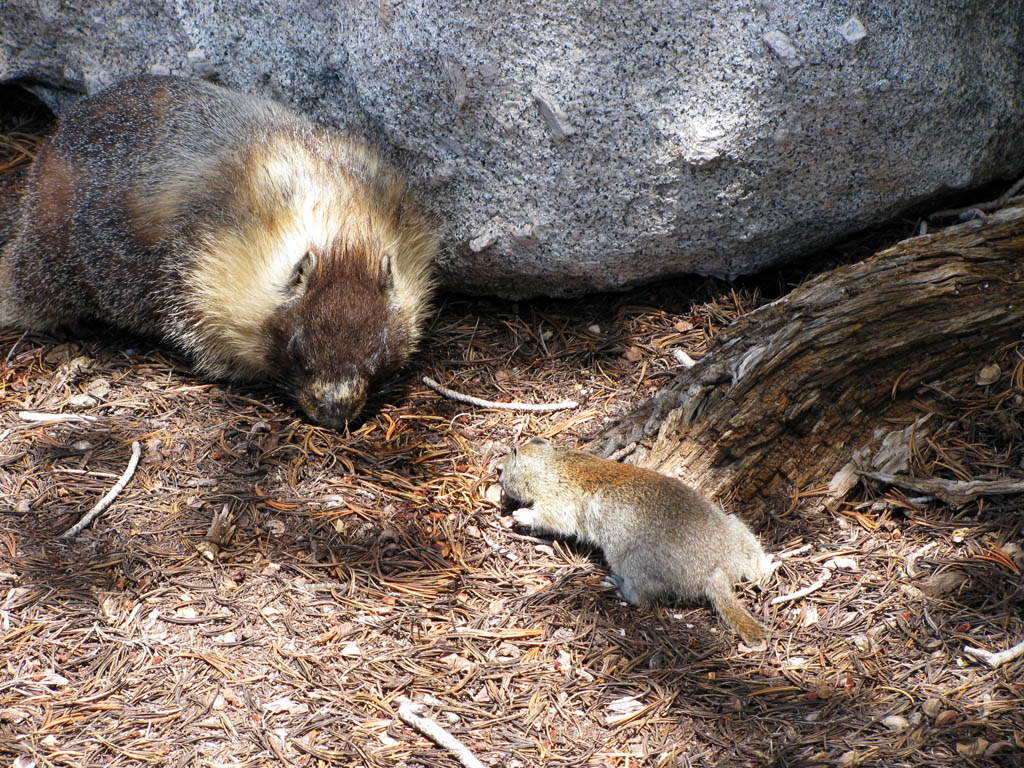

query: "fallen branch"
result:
(963, 638), (1024, 669)
(422, 376), (578, 412)
(770, 569), (832, 606)
(589, 205), (1024, 513)
(396, 695), (487, 768)
(859, 471), (1024, 506)
(58, 441), (141, 540)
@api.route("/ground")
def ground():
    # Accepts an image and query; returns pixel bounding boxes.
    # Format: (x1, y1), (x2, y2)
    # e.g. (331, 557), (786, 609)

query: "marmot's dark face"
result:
(265, 242), (411, 429)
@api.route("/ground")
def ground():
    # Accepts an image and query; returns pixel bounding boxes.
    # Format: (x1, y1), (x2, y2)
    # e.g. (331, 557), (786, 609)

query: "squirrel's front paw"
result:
(512, 507), (538, 528)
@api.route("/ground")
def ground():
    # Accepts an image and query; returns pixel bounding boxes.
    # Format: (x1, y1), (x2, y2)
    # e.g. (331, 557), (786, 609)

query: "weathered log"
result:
(590, 206), (1024, 513)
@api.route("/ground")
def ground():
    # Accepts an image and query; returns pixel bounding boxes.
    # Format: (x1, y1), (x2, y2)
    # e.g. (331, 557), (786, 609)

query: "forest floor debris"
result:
(1, 89), (1021, 768)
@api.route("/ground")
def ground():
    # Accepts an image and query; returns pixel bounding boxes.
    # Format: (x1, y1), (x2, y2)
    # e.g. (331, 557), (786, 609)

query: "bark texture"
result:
(590, 206), (1024, 513)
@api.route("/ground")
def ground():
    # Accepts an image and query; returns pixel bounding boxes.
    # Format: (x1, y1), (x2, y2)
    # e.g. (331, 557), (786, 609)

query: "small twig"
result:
(58, 441), (142, 540)
(502, 530), (550, 545)
(396, 695), (487, 768)
(672, 349), (697, 367)
(770, 568), (832, 606)
(19, 411), (98, 425)
(196, 504), (238, 561)
(1005, 175), (1024, 200)
(303, 581), (352, 592)
(929, 180), (1024, 221)
(605, 442), (637, 462)
(859, 470), (1024, 506)
(905, 540), (938, 578)
(963, 638), (1024, 669)
(4, 330), (29, 368)
(422, 376), (578, 412)
(778, 543), (813, 559)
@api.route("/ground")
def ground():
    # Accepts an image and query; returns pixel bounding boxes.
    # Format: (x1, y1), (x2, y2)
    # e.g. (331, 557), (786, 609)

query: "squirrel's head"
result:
(498, 437), (554, 503)
(264, 240), (418, 429)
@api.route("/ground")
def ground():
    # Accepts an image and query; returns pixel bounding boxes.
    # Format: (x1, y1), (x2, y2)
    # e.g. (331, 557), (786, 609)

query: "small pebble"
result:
(976, 363), (1000, 386)
(882, 715), (909, 732)
(934, 709), (959, 728)
(483, 483), (503, 505)
(956, 738), (990, 757)
(86, 377), (111, 398)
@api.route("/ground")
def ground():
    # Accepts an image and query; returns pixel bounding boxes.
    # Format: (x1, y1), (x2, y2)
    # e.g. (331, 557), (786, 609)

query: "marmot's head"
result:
(264, 238), (422, 429)
(181, 130), (438, 429)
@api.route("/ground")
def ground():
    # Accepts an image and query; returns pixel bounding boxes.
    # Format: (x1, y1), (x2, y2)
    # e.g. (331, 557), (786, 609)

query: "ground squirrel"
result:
(0, 75), (439, 428)
(498, 437), (773, 644)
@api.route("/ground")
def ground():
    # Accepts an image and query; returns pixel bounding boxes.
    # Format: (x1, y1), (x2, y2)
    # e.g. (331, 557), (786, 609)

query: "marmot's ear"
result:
(288, 249), (318, 293)
(378, 249), (394, 291)
(527, 436), (551, 449)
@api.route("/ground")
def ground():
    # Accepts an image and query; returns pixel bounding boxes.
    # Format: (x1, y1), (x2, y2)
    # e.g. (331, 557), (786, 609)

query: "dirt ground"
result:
(1, 88), (1022, 768)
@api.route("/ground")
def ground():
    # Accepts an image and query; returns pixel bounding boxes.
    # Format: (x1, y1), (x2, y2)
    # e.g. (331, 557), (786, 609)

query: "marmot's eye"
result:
(289, 250), (318, 291)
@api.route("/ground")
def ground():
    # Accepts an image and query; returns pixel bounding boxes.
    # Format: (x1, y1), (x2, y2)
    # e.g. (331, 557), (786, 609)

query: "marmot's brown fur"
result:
(0, 75), (438, 428)
(498, 438), (774, 644)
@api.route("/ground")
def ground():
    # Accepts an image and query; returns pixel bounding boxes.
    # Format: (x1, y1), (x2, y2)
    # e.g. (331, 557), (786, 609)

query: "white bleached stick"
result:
(422, 376), (577, 412)
(963, 638), (1024, 669)
(396, 696), (487, 768)
(58, 441), (142, 540)
(770, 569), (832, 606)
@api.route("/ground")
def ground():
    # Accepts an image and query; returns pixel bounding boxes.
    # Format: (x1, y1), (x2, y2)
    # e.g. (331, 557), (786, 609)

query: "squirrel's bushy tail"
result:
(706, 568), (765, 644)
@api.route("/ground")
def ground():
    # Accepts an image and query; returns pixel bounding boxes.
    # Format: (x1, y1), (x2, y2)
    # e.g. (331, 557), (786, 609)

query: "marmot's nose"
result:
(298, 377), (367, 430)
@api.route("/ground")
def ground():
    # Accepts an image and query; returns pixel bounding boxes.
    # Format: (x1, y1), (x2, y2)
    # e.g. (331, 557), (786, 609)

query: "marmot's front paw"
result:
(512, 507), (538, 528)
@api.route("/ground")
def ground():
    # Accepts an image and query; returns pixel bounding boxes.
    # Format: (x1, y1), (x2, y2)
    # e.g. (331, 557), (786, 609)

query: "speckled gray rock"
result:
(3, 2), (1023, 297)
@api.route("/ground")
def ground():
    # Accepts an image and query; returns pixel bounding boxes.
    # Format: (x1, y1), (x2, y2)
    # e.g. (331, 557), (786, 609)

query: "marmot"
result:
(498, 437), (773, 644)
(0, 75), (438, 429)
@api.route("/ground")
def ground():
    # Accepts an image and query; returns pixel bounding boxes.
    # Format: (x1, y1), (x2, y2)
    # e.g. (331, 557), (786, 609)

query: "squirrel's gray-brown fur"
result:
(0, 75), (438, 428)
(498, 437), (773, 644)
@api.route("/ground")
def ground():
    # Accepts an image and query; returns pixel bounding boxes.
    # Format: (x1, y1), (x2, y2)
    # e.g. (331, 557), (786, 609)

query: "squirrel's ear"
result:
(497, 446), (515, 474)
(527, 436), (550, 449)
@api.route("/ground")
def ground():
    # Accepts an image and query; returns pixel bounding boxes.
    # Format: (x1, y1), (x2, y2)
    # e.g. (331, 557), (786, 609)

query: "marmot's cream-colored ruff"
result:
(499, 438), (773, 644)
(0, 75), (438, 428)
